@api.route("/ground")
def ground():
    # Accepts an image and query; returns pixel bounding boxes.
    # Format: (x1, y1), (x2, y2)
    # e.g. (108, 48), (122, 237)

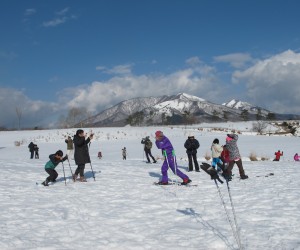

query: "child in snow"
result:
(122, 147), (127, 160)
(34, 144), (39, 159)
(211, 138), (223, 172)
(220, 145), (230, 170)
(155, 131), (191, 185)
(98, 151), (102, 159)
(274, 150), (283, 161)
(222, 134), (248, 180)
(294, 153), (300, 161)
(42, 150), (68, 186)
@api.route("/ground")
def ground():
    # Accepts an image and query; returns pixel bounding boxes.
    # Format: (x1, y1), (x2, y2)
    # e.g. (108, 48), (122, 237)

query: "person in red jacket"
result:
(274, 150), (283, 161)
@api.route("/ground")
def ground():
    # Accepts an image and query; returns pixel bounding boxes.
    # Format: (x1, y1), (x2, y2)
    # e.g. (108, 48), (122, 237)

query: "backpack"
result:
(145, 140), (152, 149)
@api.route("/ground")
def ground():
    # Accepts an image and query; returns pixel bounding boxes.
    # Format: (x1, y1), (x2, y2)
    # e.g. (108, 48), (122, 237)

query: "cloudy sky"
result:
(1, 0), (300, 128)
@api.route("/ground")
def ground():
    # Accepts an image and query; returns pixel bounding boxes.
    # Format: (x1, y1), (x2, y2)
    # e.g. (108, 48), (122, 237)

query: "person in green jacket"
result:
(42, 150), (68, 186)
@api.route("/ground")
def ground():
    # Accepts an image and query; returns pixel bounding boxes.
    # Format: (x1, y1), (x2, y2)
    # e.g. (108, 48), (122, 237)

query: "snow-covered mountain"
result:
(78, 93), (299, 127)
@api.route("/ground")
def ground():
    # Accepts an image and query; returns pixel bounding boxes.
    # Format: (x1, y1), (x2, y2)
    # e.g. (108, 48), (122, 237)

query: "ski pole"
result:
(67, 158), (75, 182)
(90, 162), (96, 181)
(214, 179), (240, 249)
(61, 161), (67, 186)
(226, 180), (243, 249)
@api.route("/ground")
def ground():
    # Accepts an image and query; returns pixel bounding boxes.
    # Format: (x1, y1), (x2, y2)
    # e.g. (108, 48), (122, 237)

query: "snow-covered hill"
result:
(78, 93), (296, 127)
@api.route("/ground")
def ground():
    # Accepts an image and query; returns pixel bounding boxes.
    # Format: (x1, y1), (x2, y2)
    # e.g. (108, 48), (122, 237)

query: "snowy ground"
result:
(0, 124), (300, 250)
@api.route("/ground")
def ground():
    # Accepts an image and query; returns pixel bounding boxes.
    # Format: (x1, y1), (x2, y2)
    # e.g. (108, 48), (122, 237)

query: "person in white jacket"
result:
(211, 138), (223, 171)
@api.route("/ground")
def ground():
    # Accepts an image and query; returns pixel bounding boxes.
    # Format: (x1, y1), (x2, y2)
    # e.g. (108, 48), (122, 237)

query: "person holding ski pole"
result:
(73, 129), (93, 182)
(222, 134), (248, 181)
(155, 131), (191, 185)
(42, 150), (68, 186)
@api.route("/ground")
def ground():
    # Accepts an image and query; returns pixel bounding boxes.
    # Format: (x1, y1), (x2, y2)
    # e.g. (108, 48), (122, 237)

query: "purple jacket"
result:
(155, 136), (173, 155)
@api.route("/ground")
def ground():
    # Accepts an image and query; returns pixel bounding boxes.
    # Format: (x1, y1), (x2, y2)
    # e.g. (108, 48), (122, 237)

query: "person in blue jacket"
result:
(42, 150), (68, 186)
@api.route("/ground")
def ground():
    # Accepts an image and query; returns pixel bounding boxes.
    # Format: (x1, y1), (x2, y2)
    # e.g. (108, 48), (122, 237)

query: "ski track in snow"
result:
(0, 126), (300, 250)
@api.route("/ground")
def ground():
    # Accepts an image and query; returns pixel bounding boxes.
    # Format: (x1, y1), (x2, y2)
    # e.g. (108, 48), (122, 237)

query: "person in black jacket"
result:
(141, 136), (157, 163)
(28, 142), (36, 159)
(73, 129), (93, 182)
(184, 135), (200, 172)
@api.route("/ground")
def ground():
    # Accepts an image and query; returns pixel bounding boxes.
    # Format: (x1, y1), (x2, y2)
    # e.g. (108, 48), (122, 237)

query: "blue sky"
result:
(1, 0), (300, 128)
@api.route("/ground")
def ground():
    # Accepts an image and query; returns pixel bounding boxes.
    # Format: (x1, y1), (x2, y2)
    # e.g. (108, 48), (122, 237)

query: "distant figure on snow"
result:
(155, 131), (191, 185)
(28, 142), (36, 159)
(274, 150), (283, 161)
(122, 147), (127, 160)
(184, 134), (200, 172)
(98, 151), (102, 159)
(294, 153), (299, 161)
(42, 150), (68, 186)
(222, 134), (248, 181)
(34, 144), (39, 159)
(141, 136), (157, 163)
(65, 136), (74, 159)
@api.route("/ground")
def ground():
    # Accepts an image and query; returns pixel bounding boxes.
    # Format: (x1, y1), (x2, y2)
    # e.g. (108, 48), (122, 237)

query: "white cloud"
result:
(96, 64), (133, 75)
(42, 17), (67, 27)
(42, 7), (75, 28)
(56, 7), (69, 16)
(186, 56), (202, 66)
(232, 50), (300, 114)
(214, 53), (253, 68)
(24, 8), (36, 16)
(0, 88), (59, 128)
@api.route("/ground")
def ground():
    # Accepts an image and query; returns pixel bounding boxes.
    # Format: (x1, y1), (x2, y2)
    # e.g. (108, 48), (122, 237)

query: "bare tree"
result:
(252, 121), (269, 134)
(16, 107), (22, 130)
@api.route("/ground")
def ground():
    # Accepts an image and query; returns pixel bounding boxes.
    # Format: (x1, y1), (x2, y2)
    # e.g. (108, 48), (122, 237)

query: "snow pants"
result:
(45, 169), (58, 182)
(145, 148), (156, 163)
(161, 154), (189, 183)
(187, 153), (199, 171)
(75, 164), (85, 177)
(225, 159), (245, 177)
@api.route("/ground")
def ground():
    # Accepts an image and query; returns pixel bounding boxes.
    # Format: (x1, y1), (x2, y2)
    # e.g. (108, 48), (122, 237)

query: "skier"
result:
(211, 138), (223, 172)
(274, 150), (283, 161)
(294, 153), (299, 161)
(34, 144), (39, 159)
(155, 131), (191, 185)
(73, 129), (93, 182)
(184, 134), (200, 172)
(122, 147), (127, 160)
(28, 142), (36, 159)
(42, 150), (68, 186)
(65, 136), (74, 159)
(222, 134), (248, 180)
(141, 136), (157, 163)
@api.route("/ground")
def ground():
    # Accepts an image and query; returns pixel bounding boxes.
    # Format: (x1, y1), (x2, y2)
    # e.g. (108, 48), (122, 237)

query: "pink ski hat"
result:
(155, 131), (163, 137)
(226, 135), (233, 141)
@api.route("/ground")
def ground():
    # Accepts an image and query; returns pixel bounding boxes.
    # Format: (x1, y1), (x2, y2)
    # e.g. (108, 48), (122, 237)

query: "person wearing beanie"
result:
(73, 129), (93, 182)
(211, 138), (223, 171)
(184, 134), (200, 172)
(42, 150), (68, 186)
(223, 134), (248, 180)
(155, 131), (191, 185)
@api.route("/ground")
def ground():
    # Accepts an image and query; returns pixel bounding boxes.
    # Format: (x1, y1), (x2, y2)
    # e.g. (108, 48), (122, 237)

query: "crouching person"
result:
(42, 150), (68, 186)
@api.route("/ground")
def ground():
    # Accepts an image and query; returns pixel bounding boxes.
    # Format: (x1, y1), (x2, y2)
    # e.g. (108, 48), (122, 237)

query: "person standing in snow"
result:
(294, 153), (300, 161)
(65, 136), (74, 159)
(122, 147), (127, 160)
(211, 138), (223, 171)
(28, 142), (36, 159)
(73, 129), (93, 182)
(42, 150), (68, 186)
(220, 145), (230, 170)
(184, 135), (200, 172)
(155, 131), (191, 185)
(34, 144), (39, 159)
(274, 150), (283, 161)
(141, 136), (157, 163)
(222, 134), (248, 180)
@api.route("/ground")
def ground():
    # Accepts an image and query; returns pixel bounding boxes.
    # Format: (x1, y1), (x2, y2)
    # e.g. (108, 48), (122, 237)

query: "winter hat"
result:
(155, 131), (163, 137)
(188, 133), (194, 138)
(213, 138), (219, 144)
(226, 136), (233, 142)
(56, 150), (63, 157)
